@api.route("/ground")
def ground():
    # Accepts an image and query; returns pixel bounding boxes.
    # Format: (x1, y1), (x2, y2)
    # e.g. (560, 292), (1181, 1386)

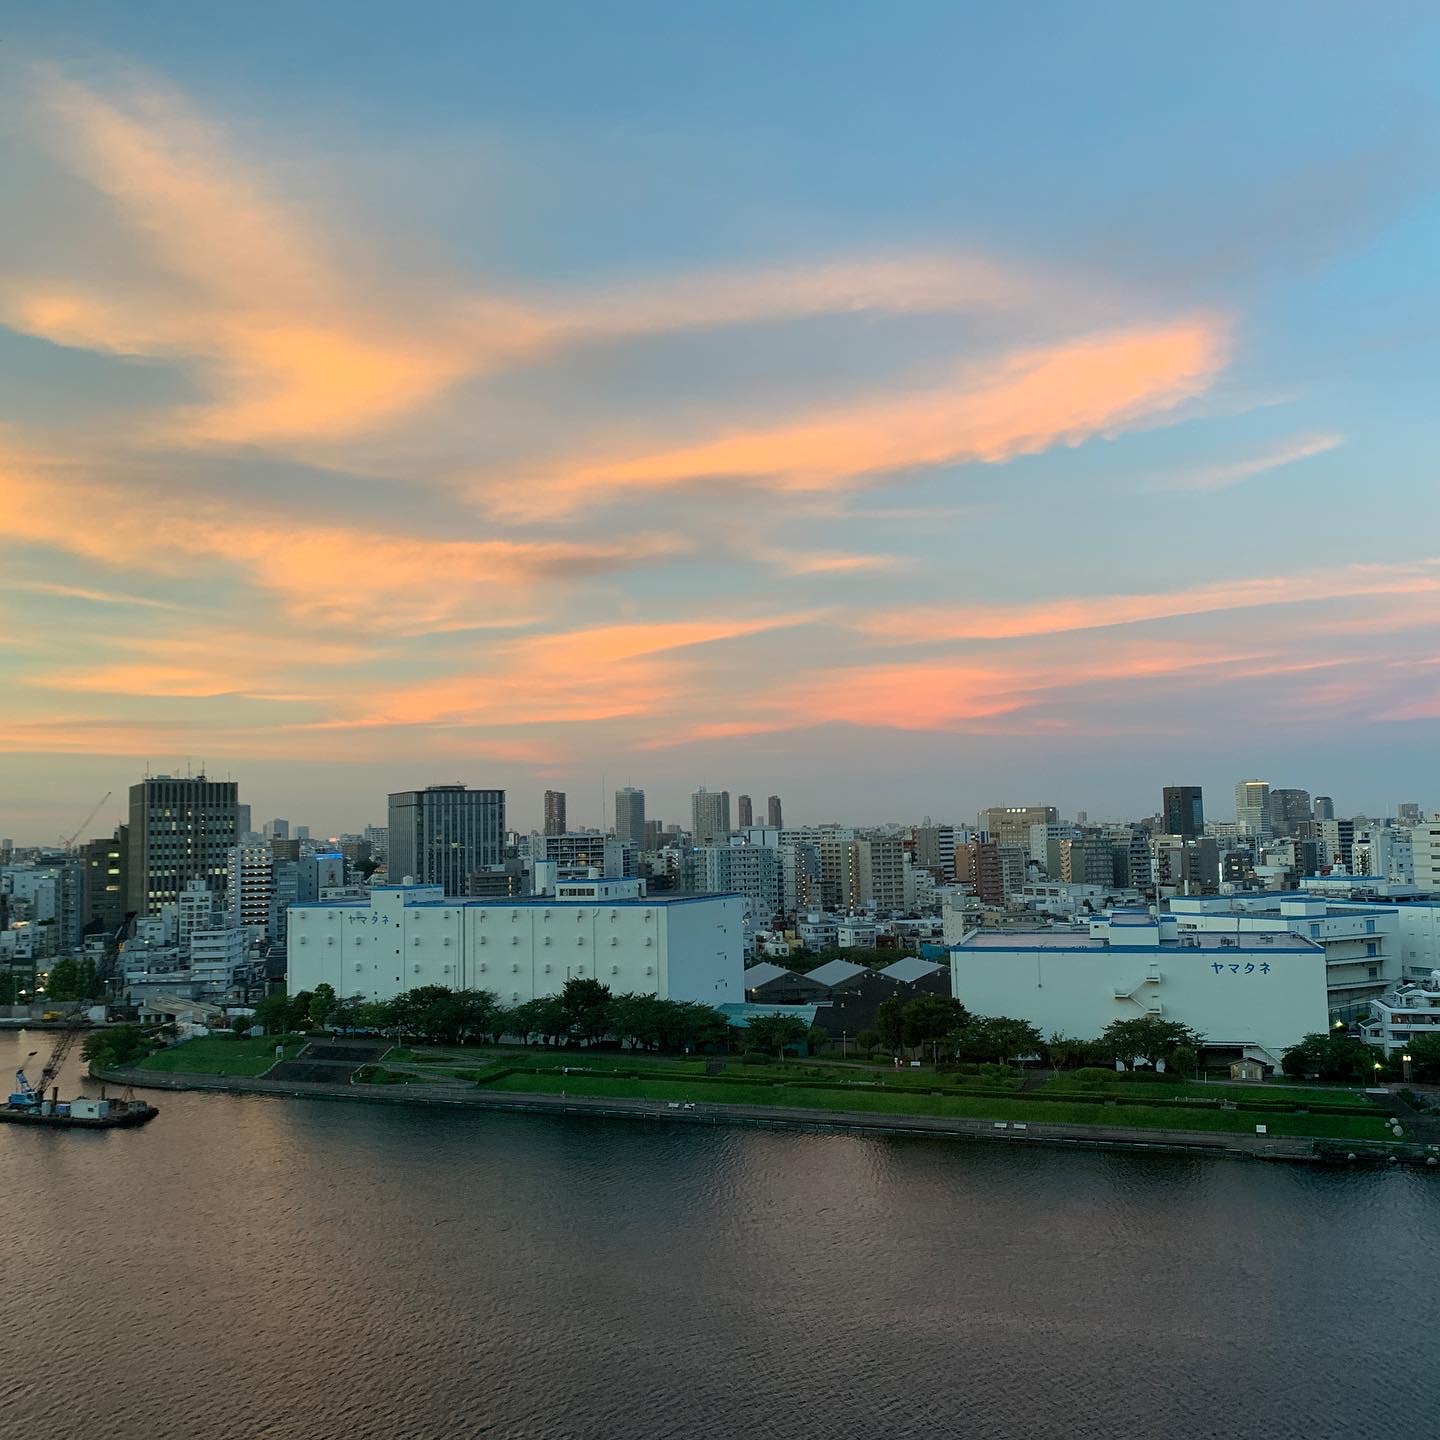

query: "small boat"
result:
(4, 1069), (158, 1129)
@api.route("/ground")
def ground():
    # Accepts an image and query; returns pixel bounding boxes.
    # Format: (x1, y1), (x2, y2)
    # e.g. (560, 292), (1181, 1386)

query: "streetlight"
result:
(1402, 1053), (1413, 1084)
(1373, 1061), (1384, 1087)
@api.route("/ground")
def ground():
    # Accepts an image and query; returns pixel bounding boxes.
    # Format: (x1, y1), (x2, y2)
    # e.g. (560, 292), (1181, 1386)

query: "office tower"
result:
(1397, 801), (1422, 825)
(614, 787), (646, 847)
(263, 819), (290, 840)
(913, 825), (957, 883)
(1234, 780), (1271, 836)
(543, 790), (567, 837)
(1314, 796), (1337, 823)
(1266, 788), (1313, 838)
(691, 788), (732, 846)
(736, 794), (754, 829)
(80, 826), (128, 933)
(295, 826), (311, 841)
(643, 819), (665, 850)
(978, 805), (1059, 848)
(236, 804), (252, 837)
(387, 785), (505, 896)
(126, 774), (240, 917)
(1161, 786), (1204, 841)
(767, 795), (783, 827)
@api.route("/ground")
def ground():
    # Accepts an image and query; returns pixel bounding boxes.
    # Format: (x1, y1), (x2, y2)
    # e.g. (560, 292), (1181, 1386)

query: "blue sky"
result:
(1, 3), (1438, 840)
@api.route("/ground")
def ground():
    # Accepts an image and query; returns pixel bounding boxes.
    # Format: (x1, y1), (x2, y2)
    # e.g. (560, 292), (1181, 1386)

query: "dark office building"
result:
(126, 775), (239, 917)
(388, 785), (506, 896)
(1161, 786), (1205, 841)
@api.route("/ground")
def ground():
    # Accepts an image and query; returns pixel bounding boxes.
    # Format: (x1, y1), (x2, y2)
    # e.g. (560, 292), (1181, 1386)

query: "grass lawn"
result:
(138, 1034), (304, 1077)
(1038, 1075), (1366, 1107)
(478, 1071), (1392, 1142)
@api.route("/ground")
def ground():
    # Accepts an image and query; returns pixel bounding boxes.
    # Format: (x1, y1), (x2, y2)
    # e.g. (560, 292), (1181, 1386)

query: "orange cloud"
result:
(860, 559), (1440, 643)
(0, 451), (684, 632)
(511, 319), (1226, 515)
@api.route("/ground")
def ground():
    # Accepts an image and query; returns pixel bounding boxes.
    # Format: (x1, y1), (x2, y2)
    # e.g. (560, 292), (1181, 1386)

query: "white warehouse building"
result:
(950, 910), (1327, 1068)
(287, 879), (743, 1007)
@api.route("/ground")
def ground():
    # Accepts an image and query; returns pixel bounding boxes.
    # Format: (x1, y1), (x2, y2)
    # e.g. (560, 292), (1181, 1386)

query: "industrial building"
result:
(287, 877), (743, 1007)
(950, 910), (1327, 1068)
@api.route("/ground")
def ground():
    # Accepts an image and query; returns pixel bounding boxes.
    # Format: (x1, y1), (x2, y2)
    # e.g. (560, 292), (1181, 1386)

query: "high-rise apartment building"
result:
(387, 786), (505, 896)
(126, 775), (240, 917)
(957, 839), (1005, 906)
(643, 819), (666, 850)
(979, 805), (1058, 848)
(1161, 786), (1204, 841)
(1234, 780), (1271, 836)
(857, 837), (910, 911)
(363, 824), (389, 861)
(1059, 836), (1115, 887)
(226, 844), (274, 937)
(682, 844), (780, 919)
(691, 788), (732, 846)
(912, 825), (957, 883)
(537, 831), (635, 878)
(543, 790), (567, 837)
(736, 794), (754, 829)
(614, 787), (646, 847)
(816, 833), (860, 909)
(767, 795), (783, 828)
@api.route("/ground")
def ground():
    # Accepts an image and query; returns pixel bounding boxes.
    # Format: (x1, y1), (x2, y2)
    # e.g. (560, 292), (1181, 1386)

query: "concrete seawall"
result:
(94, 1065), (1353, 1164)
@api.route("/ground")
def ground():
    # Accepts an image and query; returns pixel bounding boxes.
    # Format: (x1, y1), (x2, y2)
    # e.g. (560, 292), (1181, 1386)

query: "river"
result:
(0, 1029), (1435, 1438)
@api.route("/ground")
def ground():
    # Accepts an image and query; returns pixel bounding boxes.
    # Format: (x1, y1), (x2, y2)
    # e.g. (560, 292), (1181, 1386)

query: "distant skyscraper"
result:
(388, 785), (505, 895)
(236, 803), (252, 837)
(127, 774), (239, 917)
(1396, 801), (1421, 825)
(1161, 786), (1204, 840)
(1314, 796), (1336, 823)
(1234, 780), (1271, 835)
(736, 794), (754, 828)
(264, 818), (290, 840)
(979, 805), (1058, 848)
(643, 818), (665, 849)
(767, 795), (783, 827)
(81, 826), (128, 933)
(691, 788), (732, 845)
(1266, 788), (1313, 838)
(614, 787), (646, 847)
(543, 790), (567, 837)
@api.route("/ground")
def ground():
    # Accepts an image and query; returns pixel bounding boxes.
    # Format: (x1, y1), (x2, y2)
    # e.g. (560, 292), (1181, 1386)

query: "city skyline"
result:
(4, 6), (1440, 836)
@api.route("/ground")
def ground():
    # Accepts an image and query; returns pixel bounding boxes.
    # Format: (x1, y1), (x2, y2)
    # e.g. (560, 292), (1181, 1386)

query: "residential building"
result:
(537, 831), (635, 878)
(1396, 802), (1422, 826)
(1152, 835), (1220, 894)
(857, 837), (910, 911)
(176, 879), (217, 949)
(691, 788), (732, 846)
(1358, 973), (1440, 1057)
(817, 834), (860, 910)
(643, 819), (666, 850)
(543, 790), (567, 837)
(682, 844), (780, 920)
(1411, 822), (1440, 892)
(1161, 786), (1204, 840)
(1317, 817), (1356, 871)
(767, 796), (783, 827)
(951, 910), (1327, 1067)
(614, 787), (646, 848)
(957, 839), (1004, 906)
(736, 794), (754, 829)
(298, 852), (347, 902)
(1028, 822), (1074, 879)
(363, 824), (389, 862)
(913, 825), (957, 883)
(1059, 836), (1115, 887)
(226, 844), (274, 938)
(387, 785), (505, 895)
(191, 926), (248, 991)
(287, 880), (742, 1008)
(126, 774), (240, 917)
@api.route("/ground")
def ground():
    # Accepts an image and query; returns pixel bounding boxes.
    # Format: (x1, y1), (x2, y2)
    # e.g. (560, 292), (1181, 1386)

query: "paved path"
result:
(94, 1064), (1372, 1164)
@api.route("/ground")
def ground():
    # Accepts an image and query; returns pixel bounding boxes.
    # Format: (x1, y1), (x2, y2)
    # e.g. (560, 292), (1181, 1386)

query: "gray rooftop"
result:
(878, 957), (947, 983)
(805, 958), (875, 987)
(742, 962), (793, 988)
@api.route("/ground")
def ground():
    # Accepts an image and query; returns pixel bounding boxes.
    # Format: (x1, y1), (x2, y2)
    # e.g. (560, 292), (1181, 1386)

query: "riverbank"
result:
(95, 1063), (1438, 1167)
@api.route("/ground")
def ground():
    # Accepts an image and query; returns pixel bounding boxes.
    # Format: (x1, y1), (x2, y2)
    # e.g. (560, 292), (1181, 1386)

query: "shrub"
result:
(739, 1051), (769, 1065)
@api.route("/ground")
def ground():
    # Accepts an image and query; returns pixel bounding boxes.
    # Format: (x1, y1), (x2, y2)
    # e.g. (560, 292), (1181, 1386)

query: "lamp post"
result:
(1373, 1061), (1384, 1087)
(1402, 1052), (1413, 1084)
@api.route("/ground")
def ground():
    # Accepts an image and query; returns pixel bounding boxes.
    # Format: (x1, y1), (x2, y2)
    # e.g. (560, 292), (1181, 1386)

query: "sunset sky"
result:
(3, 3), (1439, 841)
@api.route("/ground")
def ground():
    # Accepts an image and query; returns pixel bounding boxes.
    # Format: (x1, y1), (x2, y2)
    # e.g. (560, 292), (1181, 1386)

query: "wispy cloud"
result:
(1146, 430), (1342, 492)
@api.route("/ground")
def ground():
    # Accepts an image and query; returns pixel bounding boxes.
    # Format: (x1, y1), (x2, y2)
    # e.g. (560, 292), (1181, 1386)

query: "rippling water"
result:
(1, 1030), (1436, 1439)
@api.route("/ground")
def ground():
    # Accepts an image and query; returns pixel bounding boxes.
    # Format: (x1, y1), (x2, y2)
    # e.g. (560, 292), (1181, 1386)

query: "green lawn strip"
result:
(483, 1072), (1390, 1141)
(138, 1034), (304, 1077)
(1038, 1077), (1368, 1107)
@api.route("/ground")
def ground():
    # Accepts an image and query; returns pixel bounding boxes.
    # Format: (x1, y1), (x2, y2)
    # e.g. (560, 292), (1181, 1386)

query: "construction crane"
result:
(12, 1000), (90, 1109)
(60, 791), (112, 852)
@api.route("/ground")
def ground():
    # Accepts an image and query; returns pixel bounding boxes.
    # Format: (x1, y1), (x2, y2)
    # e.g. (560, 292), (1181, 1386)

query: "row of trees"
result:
(863, 1000), (1203, 1071)
(1282, 1030), (1440, 1084)
(255, 979), (738, 1054)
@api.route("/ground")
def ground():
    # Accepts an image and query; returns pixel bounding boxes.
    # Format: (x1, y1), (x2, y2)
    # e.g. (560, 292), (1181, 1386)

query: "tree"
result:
(744, 1013), (809, 1056)
(252, 992), (291, 1035)
(950, 1016), (1044, 1065)
(308, 983), (337, 1028)
(855, 1028), (881, 1054)
(1281, 1031), (1380, 1081)
(82, 1025), (151, 1070)
(560, 977), (613, 1046)
(1406, 1033), (1440, 1086)
(1047, 1033), (1085, 1071)
(285, 990), (314, 1032)
(875, 997), (906, 1054)
(1169, 1044), (1198, 1076)
(901, 996), (969, 1051)
(230, 1013), (253, 1035)
(1101, 1017), (1203, 1068)
(44, 957), (86, 1003)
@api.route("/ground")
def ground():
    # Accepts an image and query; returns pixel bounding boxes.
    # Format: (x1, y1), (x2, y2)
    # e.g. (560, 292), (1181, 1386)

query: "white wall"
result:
(950, 939), (1328, 1064)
